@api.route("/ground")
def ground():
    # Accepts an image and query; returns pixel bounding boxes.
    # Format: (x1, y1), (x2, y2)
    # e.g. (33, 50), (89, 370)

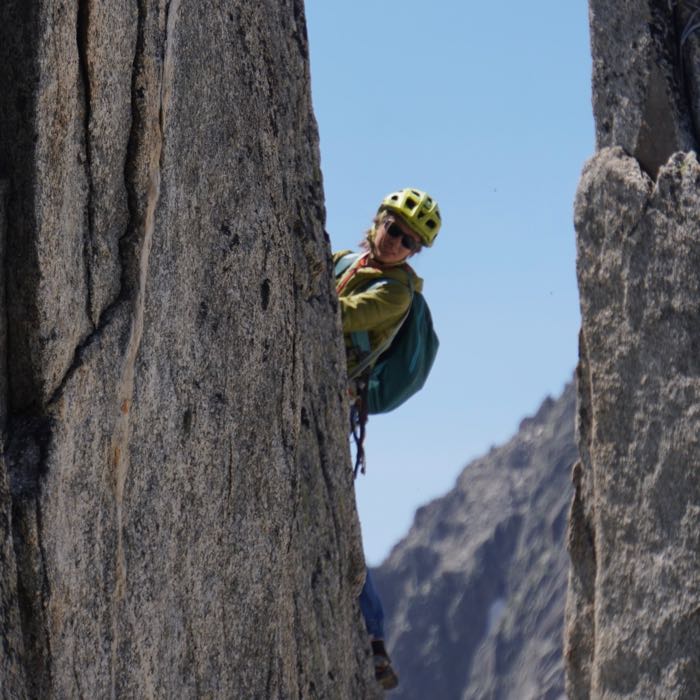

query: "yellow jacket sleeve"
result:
(340, 280), (411, 334)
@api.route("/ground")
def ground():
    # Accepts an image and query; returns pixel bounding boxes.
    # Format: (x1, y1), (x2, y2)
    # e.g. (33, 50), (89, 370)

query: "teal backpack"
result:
(335, 253), (439, 415)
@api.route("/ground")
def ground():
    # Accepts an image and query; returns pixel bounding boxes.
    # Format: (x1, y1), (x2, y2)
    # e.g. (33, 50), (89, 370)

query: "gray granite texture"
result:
(569, 146), (700, 700)
(569, 4), (700, 695)
(374, 384), (577, 700)
(588, 0), (697, 177)
(0, 2), (379, 698)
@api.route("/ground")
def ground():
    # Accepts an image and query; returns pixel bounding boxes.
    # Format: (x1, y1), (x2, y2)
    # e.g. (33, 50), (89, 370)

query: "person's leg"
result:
(358, 570), (398, 689)
(358, 568), (384, 639)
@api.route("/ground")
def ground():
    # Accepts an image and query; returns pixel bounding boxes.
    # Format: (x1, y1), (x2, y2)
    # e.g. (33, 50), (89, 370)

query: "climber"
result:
(333, 188), (442, 691)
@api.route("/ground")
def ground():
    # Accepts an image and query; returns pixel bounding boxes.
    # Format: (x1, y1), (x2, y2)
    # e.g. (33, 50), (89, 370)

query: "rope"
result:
(669, 1), (700, 50)
(669, 0), (700, 11)
(349, 385), (369, 478)
(667, 1), (700, 92)
(681, 14), (700, 49)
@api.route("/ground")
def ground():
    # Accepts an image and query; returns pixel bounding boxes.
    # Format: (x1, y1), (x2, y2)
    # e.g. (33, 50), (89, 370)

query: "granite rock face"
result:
(374, 383), (577, 700)
(0, 3), (378, 698)
(588, 0), (697, 177)
(570, 147), (700, 700)
(567, 3), (700, 698)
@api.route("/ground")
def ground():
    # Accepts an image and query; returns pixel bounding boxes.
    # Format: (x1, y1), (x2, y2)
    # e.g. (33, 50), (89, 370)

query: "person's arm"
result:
(340, 282), (410, 333)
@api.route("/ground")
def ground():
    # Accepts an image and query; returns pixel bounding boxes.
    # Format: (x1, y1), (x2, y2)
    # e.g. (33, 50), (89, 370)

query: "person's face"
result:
(373, 216), (422, 264)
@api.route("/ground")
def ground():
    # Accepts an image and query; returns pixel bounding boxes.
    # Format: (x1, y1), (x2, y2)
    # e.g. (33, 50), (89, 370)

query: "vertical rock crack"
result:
(76, 0), (96, 328)
(109, 0), (179, 693)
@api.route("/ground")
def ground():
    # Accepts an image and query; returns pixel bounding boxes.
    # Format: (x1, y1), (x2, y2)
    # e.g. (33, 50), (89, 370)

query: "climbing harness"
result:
(346, 303), (413, 478)
(335, 253), (409, 477)
(335, 252), (439, 475)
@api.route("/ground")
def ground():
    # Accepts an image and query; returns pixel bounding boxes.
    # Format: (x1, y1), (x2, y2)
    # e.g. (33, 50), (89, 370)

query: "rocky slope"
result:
(373, 382), (577, 700)
(567, 2), (700, 698)
(0, 3), (378, 698)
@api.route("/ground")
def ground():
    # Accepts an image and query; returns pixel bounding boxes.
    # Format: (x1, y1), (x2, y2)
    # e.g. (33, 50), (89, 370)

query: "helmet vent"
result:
(406, 197), (417, 209)
(426, 219), (436, 229)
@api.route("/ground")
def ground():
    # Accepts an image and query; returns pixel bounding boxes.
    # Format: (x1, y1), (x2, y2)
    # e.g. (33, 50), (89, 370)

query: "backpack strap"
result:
(334, 252), (363, 289)
(347, 277), (414, 381)
(334, 252), (361, 273)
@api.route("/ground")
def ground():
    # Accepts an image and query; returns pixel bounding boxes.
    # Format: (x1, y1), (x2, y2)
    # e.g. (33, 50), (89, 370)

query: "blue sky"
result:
(305, 1), (594, 564)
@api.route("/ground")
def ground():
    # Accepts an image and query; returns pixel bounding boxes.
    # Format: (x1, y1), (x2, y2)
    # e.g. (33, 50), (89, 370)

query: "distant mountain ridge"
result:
(373, 382), (577, 700)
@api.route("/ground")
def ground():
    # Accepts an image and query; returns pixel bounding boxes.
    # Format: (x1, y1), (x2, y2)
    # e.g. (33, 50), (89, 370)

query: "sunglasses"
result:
(385, 221), (420, 251)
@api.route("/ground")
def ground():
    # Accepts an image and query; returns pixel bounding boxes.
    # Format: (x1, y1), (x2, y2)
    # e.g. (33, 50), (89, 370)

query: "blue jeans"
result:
(359, 568), (384, 639)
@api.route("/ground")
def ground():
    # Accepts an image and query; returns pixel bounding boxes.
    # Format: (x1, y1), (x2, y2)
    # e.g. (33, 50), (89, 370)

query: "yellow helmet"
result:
(379, 188), (442, 246)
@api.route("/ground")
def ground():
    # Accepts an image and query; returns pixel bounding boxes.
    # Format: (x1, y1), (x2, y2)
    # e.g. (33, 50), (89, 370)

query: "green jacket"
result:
(333, 250), (424, 376)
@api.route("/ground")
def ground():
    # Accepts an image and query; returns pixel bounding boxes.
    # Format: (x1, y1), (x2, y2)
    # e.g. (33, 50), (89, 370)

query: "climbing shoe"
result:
(372, 640), (399, 690)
